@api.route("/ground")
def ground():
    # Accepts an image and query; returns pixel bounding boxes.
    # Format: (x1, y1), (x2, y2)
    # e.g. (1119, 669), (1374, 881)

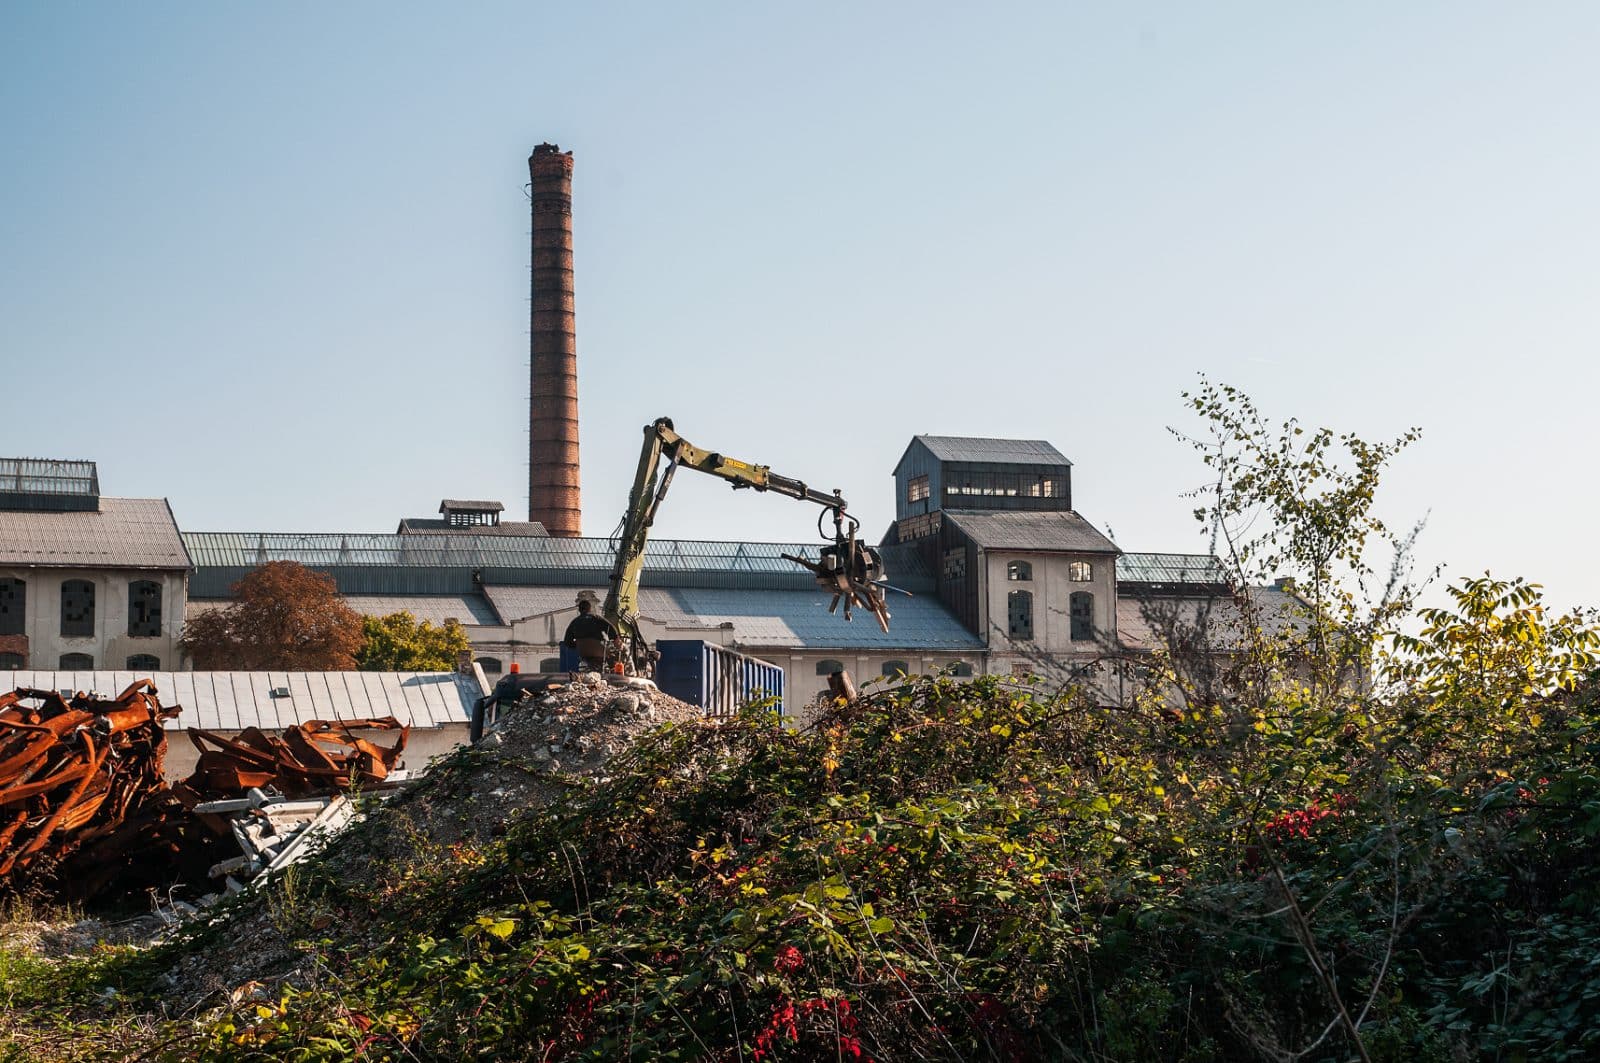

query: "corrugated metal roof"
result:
(0, 498), (191, 570)
(440, 500), (503, 513)
(943, 510), (1118, 554)
(342, 595), (500, 626)
(0, 670), (481, 731)
(913, 436), (1069, 466)
(481, 584), (983, 651)
(1117, 553), (1230, 585)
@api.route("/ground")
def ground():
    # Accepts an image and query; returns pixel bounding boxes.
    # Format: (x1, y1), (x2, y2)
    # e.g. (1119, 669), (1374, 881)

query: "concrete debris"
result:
(182, 789), (362, 908)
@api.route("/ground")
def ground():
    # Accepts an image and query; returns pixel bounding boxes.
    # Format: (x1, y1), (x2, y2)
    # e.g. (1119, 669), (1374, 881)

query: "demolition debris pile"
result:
(0, 680), (414, 904)
(0, 681), (190, 897)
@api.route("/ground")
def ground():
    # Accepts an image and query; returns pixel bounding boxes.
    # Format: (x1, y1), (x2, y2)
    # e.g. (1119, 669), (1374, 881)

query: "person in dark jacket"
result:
(563, 598), (617, 671)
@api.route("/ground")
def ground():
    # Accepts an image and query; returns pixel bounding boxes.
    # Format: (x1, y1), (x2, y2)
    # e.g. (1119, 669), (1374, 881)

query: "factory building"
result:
(0, 459), (190, 674)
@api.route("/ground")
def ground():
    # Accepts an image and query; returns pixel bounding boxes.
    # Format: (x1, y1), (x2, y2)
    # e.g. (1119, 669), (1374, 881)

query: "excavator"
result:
(599, 417), (896, 677)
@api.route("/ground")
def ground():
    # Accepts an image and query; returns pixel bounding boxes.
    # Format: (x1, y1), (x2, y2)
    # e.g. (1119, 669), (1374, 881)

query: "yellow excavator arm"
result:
(602, 417), (895, 675)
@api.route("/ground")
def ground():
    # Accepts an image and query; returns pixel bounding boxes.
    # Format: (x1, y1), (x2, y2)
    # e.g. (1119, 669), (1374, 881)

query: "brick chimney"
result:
(527, 143), (581, 537)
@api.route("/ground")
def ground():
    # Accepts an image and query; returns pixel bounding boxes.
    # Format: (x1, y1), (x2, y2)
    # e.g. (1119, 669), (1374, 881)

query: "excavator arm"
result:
(602, 418), (895, 675)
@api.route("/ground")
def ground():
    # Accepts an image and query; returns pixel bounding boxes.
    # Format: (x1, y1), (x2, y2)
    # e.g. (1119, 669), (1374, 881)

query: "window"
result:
(907, 474), (930, 504)
(126, 654), (160, 670)
(1008, 590), (1034, 640)
(60, 580), (94, 638)
(1070, 591), (1094, 641)
(947, 661), (974, 678)
(1068, 561), (1093, 582)
(128, 580), (162, 637)
(539, 658), (561, 673)
(476, 657), (504, 674)
(0, 652), (23, 670)
(1007, 560), (1032, 582)
(881, 660), (909, 678)
(0, 578), (24, 636)
(816, 659), (845, 676)
(59, 653), (93, 670)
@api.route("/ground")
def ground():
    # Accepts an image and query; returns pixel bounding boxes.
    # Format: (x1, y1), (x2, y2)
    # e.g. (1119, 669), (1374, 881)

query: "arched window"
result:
(0, 652), (23, 670)
(1068, 560), (1093, 582)
(59, 652), (94, 670)
(815, 659), (845, 676)
(128, 580), (162, 637)
(1008, 590), (1034, 640)
(60, 580), (95, 638)
(1070, 592), (1094, 641)
(947, 661), (974, 678)
(881, 660), (909, 678)
(1006, 560), (1032, 582)
(126, 654), (160, 671)
(539, 658), (562, 673)
(0, 578), (24, 637)
(476, 657), (503, 674)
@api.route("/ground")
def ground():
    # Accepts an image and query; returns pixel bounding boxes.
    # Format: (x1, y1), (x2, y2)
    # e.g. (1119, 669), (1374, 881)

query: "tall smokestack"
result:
(527, 143), (581, 537)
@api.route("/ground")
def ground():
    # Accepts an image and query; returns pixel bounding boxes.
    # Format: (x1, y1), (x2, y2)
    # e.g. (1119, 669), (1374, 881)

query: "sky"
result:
(3, 3), (1598, 612)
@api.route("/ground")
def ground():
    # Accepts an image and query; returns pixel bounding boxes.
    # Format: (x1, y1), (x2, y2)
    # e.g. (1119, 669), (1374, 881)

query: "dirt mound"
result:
(150, 674), (706, 1013)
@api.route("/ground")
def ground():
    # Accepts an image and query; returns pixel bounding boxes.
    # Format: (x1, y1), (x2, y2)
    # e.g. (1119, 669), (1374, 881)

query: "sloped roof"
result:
(0, 670), (481, 731)
(1115, 587), (1309, 652)
(481, 585), (983, 652)
(903, 436), (1069, 469)
(0, 497), (190, 570)
(1117, 552), (1230, 586)
(943, 510), (1118, 554)
(340, 594), (500, 627)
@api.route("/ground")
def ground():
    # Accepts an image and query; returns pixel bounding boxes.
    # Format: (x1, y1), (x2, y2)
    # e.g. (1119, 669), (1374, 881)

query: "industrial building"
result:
(0, 143), (1300, 723)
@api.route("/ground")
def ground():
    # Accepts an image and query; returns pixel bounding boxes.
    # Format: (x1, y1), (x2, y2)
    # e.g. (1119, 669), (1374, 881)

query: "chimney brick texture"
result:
(527, 143), (581, 537)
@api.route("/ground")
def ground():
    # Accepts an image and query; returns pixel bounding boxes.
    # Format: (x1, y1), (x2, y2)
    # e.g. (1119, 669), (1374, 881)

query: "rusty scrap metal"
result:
(175, 717), (409, 803)
(0, 680), (180, 889)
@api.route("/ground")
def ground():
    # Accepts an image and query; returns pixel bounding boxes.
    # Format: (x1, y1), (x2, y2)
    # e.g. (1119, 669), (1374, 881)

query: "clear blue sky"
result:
(3, 3), (1597, 610)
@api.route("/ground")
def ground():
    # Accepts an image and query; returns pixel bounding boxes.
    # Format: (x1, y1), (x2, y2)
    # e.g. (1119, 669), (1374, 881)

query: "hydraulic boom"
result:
(602, 418), (895, 675)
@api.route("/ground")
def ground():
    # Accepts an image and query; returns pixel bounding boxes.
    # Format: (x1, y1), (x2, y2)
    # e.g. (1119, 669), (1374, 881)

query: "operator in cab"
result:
(563, 596), (617, 672)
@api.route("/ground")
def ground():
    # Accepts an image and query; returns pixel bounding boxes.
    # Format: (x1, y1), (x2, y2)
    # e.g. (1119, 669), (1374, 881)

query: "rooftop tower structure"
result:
(527, 143), (581, 537)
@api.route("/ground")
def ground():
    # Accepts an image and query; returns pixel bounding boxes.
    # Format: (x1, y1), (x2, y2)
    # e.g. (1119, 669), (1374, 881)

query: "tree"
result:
(356, 611), (471, 672)
(180, 561), (364, 670)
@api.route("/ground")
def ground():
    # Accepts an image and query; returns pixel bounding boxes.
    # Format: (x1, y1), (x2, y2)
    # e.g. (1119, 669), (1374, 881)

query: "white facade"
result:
(0, 567), (187, 672)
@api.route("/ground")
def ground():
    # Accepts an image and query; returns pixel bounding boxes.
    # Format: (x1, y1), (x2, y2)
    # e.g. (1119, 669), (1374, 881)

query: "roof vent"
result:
(269, 686), (291, 698)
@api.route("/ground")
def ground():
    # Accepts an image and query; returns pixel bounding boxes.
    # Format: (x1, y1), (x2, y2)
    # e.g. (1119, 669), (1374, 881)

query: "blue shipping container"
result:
(655, 640), (785, 717)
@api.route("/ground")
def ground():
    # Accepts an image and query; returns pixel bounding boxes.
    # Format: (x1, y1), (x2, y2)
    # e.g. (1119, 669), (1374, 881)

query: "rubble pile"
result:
(0, 681), (192, 896)
(406, 671), (703, 847)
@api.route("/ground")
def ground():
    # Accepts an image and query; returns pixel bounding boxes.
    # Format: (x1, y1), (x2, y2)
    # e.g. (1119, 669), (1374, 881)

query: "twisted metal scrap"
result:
(174, 717), (409, 803)
(0, 680), (178, 885)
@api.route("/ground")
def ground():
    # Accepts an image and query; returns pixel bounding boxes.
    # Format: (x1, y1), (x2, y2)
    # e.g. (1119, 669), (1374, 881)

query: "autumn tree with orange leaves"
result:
(180, 561), (364, 670)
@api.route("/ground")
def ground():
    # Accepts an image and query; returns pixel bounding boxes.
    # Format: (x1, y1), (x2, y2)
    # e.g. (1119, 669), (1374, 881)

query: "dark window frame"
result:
(1007, 560), (1032, 582)
(59, 652), (94, 670)
(0, 652), (23, 670)
(0, 577), (24, 637)
(476, 657), (504, 674)
(816, 659), (846, 676)
(1008, 589), (1034, 640)
(60, 580), (95, 638)
(1068, 560), (1093, 582)
(881, 660), (909, 678)
(907, 474), (930, 504)
(539, 658), (562, 673)
(128, 580), (163, 637)
(126, 654), (161, 670)
(1070, 591), (1094, 641)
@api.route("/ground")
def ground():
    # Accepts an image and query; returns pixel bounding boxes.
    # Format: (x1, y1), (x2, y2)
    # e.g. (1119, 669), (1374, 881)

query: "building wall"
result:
(0, 567), (186, 671)
(981, 551), (1117, 659)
